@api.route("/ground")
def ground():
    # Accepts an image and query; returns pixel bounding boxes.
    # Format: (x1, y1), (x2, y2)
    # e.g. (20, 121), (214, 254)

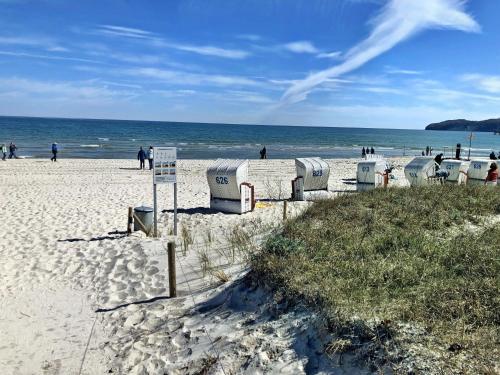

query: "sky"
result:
(0, 0), (499, 129)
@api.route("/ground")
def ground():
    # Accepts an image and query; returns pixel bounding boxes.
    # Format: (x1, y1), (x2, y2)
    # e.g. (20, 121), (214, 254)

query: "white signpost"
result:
(153, 147), (177, 236)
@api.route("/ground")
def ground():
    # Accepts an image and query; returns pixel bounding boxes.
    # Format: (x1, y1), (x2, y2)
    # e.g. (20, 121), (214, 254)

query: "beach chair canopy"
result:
(295, 157), (330, 191)
(207, 159), (249, 200)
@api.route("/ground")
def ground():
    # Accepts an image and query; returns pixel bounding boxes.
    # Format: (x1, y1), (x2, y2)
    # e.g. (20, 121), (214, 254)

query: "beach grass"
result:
(253, 185), (499, 370)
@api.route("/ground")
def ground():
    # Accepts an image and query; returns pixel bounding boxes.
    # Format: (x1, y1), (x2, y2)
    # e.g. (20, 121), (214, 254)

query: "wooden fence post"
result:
(168, 242), (177, 297)
(127, 207), (133, 235)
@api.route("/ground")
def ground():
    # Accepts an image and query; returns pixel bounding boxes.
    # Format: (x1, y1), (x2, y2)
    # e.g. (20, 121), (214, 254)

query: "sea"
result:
(1, 116), (500, 160)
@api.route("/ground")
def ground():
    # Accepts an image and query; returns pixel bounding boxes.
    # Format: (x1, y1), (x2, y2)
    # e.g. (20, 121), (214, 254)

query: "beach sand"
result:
(0, 157), (411, 374)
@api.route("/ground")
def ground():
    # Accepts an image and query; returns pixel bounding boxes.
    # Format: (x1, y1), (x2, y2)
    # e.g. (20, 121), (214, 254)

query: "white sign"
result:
(153, 147), (177, 184)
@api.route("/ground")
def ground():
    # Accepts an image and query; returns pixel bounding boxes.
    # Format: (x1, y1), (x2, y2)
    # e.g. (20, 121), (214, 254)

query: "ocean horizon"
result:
(1, 115), (500, 160)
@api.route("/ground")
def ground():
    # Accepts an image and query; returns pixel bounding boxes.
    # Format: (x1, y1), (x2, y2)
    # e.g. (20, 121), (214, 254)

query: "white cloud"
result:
(359, 86), (403, 94)
(171, 44), (250, 59)
(96, 24), (250, 59)
(236, 34), (262, 42)
(0, 50), (101, 64)
(124, 67), (261, 87)
(0, 36), (68, 52)
(385, 67), (423, 75)
(0, 77), (137, 102)
(283, 41), (319, 54)
(317, 51), (342, 59)
(282, 0), (480, 104)
(98, 25), (154, 39)
(460, 74), (500, 93)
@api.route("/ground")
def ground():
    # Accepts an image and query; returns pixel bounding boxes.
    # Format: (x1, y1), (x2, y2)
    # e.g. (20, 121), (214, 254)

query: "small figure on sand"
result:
(1, 143), (6, 161)
(148, 146), (154, 170)
(425, 146), (430, 156)
(9, 142), (17, 159)
(489, 151), (497, 160)
(260, 146), (267, 159)
(51, 143), (58, 162)
(370, 147), (375, 155)
(137, 147), (146, 170)
(455, 143), (462, 160)
(485, 162), (498, 185)
(361, 147), (366, 158)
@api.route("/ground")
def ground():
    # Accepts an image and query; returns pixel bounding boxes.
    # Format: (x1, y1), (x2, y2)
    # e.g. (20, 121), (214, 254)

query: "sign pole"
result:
(153, 146), (177, 237)
(153, 183), (158, 237)
(173, 182), (178, 236)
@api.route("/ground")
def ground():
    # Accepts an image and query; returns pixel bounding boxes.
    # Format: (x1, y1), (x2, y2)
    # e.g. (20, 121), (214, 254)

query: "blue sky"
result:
(0, 0), (499, 128)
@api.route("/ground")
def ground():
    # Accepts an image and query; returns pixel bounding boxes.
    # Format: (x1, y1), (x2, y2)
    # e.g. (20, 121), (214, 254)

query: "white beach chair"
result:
(357, 159), (388, 192)
(291, 157), (330, 201)
(206, 159), (255, 214)
(404, 157), (438, 186)
(467, 159), (498, 186)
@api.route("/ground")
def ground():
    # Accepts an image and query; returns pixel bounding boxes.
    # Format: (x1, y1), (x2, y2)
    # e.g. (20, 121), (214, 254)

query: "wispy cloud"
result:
(281, 0), (480, 104)
(171, 44), (250, 59)
(236, 34), (262, 42)
(359, 86), (404, 94)
(124, 67), (261, 87)
(283, 41), (319, 54)
(0, 36), (68, 52)
(385, 67), (423, 75)
(460, 74), (500, 93)
(0, 77), (137, 101)
(317, 51), (342, 59)
(0, 50), (101, 64)
(98, 25), (154, 39)
(95, 24), (250, 59)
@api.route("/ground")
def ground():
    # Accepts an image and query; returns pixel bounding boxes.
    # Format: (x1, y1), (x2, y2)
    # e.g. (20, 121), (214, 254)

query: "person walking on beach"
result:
(425, 146), (430, 156)
(362, 147), (366, 158)
(455, 143), (462, 160)
(51, 143), (58, 162)
(137, 147), (146, 170)
(260, 146), (267, 159)
(148, 146), (154, 170)
(485, 162), (498, 185)
(8, 142), (17, 159)
(1, 143), (6, 161)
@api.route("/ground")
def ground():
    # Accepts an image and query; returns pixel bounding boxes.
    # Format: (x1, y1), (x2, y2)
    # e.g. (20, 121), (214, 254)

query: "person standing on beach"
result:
(148, 146), (154, 170)
(137, 147), (146, 170)
(455, 143), (462, 160)
(362, 147), (366, 158)
(1, 143), (6, 161)
(425, 146), (430, 156)
(51, 143), (58, 162)
(8, 142), (17, 159)
(260, 146), (267, 159)
(370, 147), (375, 155)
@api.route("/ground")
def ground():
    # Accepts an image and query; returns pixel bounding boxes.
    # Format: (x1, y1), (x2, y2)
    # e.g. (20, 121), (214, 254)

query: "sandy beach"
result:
(0, 157), (411, 374)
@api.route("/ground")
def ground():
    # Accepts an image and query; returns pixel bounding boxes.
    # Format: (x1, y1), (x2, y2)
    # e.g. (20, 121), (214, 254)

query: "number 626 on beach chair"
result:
(207, 159), (255, 214)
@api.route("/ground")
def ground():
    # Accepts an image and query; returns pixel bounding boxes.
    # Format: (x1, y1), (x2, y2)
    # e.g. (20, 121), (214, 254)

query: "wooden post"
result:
(127, 207), (133, 235)
(133, 213), (150, 236)
(168, 242), (177, 297)
(283, 200), (288, 221)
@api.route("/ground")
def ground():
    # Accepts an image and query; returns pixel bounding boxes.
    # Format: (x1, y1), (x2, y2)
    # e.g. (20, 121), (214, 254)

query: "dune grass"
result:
(253, 185), (499, 370)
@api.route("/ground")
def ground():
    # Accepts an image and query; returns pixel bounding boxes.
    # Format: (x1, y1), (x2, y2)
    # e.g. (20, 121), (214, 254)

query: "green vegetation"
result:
(253, 185), (499, 370)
